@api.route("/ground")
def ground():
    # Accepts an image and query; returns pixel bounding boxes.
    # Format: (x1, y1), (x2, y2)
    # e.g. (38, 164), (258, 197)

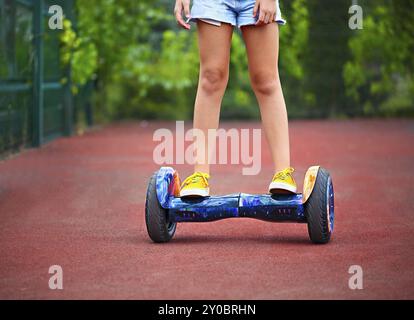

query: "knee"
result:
(251, 72), (281, 96)
(200, 67), (228, 95)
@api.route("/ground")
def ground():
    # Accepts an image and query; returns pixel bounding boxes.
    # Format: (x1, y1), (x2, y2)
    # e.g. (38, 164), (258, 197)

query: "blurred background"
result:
(1, 1), (414, 300)
(1, 0), (413, 154)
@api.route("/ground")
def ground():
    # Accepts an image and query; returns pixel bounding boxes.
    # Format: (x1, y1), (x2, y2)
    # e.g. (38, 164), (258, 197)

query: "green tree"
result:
(343, 0), (414, 116)
(61, 0), (171, 120)
(279, 0), (309, 117)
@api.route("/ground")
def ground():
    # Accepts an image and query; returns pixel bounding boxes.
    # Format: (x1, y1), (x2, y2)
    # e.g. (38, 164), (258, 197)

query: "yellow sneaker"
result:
(269, 167), (297, 194)
(180, 172), (210, 198)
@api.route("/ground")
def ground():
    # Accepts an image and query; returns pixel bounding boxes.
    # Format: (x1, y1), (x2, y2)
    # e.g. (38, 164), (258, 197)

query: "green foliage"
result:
(60, 0), (173, 120)
(153, 30), (199, 90)
(278, 0), (309, 117)
(343, 1), (414, 116)
(60, 19), (98, 93)
(303, 0), (352, 117)
(221, 32), (257, 119)
(59, 0), (316, 121)
(59, 0), (413, 121)
(280, 0), (308, 80)
(110, 29), (199, 119)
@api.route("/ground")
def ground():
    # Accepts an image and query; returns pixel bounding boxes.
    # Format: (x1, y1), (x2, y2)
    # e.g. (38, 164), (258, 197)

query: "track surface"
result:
(0, 120), (413, 299)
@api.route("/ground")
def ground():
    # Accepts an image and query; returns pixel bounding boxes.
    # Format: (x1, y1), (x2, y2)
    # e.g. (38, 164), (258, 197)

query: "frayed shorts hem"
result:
(188, 16), (287, 28)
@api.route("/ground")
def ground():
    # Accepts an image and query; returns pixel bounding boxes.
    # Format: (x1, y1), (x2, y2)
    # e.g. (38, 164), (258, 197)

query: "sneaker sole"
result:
(269, 182), (297, 194)
(180, 188), (210, 198)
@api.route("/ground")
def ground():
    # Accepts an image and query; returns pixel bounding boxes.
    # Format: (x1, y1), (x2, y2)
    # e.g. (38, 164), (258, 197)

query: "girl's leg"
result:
(193, 21), (233, 174)
(241, 23), (290, 173)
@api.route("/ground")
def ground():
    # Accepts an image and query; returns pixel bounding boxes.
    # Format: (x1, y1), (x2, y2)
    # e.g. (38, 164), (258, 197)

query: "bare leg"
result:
(193, 21), (233, 174)
(241, 23), (291, 173)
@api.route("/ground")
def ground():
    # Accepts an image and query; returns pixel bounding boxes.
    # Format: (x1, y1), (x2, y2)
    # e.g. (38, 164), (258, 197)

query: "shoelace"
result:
(181, 172), (210, 188)
(273, 167), (295, 181)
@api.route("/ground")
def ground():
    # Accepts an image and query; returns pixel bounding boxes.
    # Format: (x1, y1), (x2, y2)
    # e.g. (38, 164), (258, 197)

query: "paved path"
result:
(0, 120), (413, 299)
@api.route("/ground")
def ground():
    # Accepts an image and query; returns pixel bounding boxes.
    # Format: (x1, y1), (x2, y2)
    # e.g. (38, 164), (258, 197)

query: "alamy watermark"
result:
(153, 121), (262, 175)
(348, 4), (363, 30)
(48, 5), (63, 30)
(48, 4), (363, 31)
(48, 265), (63, 290)
(348, 265), (363, 290)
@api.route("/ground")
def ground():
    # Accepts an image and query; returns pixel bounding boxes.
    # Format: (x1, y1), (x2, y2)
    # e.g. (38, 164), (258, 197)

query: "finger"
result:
(253, 2), (259, 17)
(264, 12), (271, 24)
(175, 10), (191, 30)
(256, 11), (265, 25)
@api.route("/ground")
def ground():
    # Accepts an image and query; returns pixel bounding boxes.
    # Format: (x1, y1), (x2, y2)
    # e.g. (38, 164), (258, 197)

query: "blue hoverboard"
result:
(145, 166), (334, 244)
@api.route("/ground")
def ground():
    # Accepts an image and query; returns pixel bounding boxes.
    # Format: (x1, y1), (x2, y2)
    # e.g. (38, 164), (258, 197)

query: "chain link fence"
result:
(0, 0), (92, 155)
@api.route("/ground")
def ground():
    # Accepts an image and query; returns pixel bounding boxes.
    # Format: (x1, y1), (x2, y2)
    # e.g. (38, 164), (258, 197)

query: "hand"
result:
(174, 0), (191, 30)
(253, 0), (277, 26)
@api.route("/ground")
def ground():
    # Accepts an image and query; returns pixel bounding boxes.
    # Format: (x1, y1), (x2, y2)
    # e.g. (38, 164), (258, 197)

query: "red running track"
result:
(0, 120), (413, 299)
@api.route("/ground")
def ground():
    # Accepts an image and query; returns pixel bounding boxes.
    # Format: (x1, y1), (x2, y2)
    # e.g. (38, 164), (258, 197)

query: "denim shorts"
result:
(188, 0), (286, 28)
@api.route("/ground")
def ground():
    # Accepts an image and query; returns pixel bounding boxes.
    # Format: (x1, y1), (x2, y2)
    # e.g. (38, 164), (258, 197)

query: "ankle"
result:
(274, 166), (292, 173)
